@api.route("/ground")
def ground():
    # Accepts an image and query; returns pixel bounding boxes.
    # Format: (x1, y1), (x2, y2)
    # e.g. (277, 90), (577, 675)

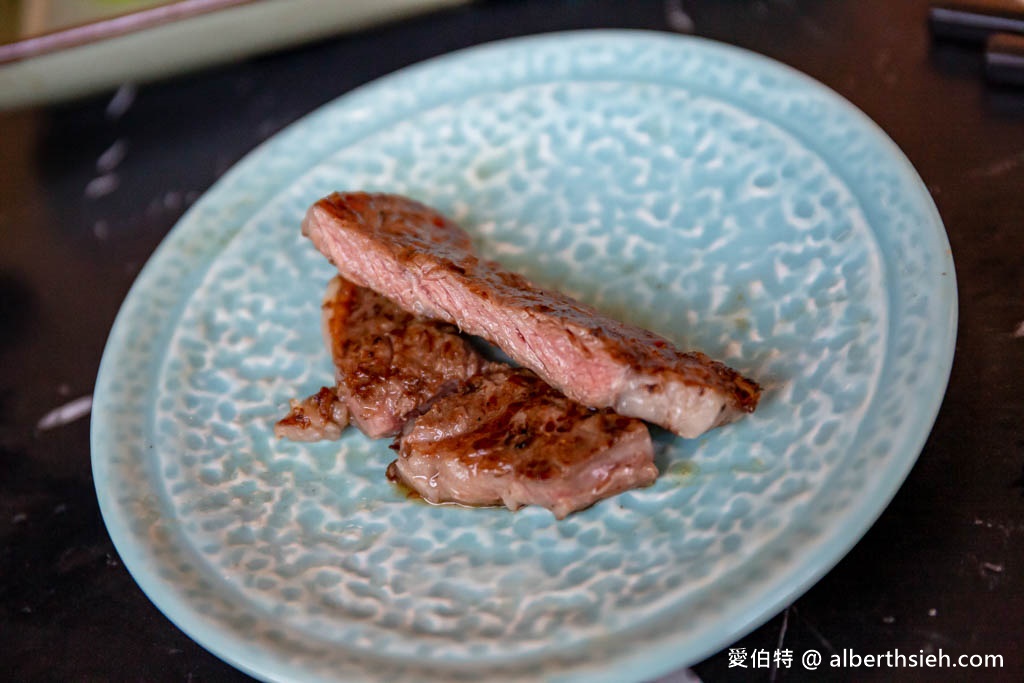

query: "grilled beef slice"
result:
(277, 276), (488, 439)
(303, 192), (761, 438)
(389, 366), (656, 519)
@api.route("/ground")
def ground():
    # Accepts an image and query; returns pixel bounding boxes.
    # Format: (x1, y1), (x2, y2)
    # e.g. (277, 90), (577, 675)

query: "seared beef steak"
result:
(303, 192), (760, 438)
(276, 277), (487, 440)
(322, 275), (488, 438)
(389, 366), (657, 519)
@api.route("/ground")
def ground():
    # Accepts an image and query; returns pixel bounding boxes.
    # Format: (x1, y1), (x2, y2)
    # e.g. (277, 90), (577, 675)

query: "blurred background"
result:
(1, 1), (1022, 681)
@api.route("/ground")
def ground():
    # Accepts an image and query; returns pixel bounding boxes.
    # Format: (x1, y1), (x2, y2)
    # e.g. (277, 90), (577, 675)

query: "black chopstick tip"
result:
(985, 32), (1024, 85)
(929, 1), (1024, 43)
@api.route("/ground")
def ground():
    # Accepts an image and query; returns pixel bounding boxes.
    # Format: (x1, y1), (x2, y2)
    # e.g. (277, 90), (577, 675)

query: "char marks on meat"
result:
(322, 275), (488, 438)
(274, 386), (349, 442)
(303, 192), (761, 438)
(390, 366), (657, 519)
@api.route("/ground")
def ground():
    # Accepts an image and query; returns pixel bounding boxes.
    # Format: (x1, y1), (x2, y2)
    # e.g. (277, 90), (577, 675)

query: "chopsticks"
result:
(986, 32), (1024, 86)
(929, 0), (1024, 85)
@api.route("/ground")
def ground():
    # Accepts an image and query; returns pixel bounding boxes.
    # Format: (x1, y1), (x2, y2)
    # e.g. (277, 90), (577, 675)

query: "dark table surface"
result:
(2, 1), (1022, 681)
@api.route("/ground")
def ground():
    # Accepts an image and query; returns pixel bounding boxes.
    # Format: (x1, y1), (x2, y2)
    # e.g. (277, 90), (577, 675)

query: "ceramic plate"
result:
(92, 31), (956, 683)
(0, 0), (469, 109)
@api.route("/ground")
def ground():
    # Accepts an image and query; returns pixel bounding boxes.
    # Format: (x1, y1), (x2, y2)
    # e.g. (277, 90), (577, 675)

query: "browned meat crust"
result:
(389, 366), (656, 519)
(274, 386), (349, 441)
(323, 275), (488, 438)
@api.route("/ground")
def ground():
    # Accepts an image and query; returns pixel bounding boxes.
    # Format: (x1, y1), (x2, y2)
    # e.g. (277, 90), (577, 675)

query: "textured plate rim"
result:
(91, 29), (958, 683)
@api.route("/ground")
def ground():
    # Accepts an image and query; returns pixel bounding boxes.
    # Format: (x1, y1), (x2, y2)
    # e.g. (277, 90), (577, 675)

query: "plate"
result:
(91, 31), (956, 683)
(0, 0), (469, 109)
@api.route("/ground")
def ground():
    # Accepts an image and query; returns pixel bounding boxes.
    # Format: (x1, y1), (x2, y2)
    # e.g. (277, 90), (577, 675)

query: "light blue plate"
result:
(92, 31), (956, 683)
